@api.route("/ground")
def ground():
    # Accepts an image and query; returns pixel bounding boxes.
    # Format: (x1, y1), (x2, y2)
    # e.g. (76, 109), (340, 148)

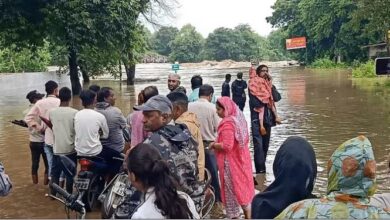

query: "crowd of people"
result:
(2, 64), (389, 219)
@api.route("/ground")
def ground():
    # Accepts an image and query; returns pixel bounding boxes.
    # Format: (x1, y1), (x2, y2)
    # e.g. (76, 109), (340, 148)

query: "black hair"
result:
(45, 80), (58, 95)
(127, 143), (193, 219)
(190, 75), (203, 90)
(256, 64), (269, 75)
(59, 87), (72, 102)
(89, 85), (100, 93)
(139, 86), (159, 105)
(79, 89), (96, 107)
(225, 74), (232, 80)
(216, 100), (224, 109)
(237, 72), (243, 79)
(97, 87), (112, 102)
(167, 92), (188, 111)
(199, 84), (214, 97)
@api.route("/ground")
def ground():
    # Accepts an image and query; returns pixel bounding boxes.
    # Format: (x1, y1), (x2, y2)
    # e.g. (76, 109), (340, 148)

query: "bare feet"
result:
(260, 126), (267, 135)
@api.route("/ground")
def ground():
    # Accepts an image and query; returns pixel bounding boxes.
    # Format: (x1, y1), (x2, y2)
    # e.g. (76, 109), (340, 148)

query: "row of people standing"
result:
(23, 82), (127, 194)
(220, 65), (282, 174)
(129, 79), (255, 218)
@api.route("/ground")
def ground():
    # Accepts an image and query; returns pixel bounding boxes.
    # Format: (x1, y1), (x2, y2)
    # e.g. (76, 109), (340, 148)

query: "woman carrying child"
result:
(248, 64), (281, 135)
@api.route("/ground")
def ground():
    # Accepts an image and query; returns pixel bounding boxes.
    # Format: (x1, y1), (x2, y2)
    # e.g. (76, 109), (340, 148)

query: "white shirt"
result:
(188, 98), (220, 141)
(49, 107), (78, 155)
(131, 188), (200, 219)
(74, 109), (109, 156)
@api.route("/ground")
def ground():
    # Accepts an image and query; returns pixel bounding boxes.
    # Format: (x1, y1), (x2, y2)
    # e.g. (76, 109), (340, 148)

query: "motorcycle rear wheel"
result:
(82, 175), (104, 212)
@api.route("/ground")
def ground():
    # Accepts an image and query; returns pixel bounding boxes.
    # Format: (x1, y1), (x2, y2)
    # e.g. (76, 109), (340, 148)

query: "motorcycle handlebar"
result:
(50, 183), (72, 201)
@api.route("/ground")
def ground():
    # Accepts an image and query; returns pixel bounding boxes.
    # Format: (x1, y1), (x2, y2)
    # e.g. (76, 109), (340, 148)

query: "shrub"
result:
(310, 57), (347, 69)
(352, 60), (376, 78)
(0, 44), (51, 73)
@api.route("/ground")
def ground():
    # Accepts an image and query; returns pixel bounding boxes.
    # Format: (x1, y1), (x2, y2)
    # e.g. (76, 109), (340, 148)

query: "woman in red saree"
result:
(211, 97), (255, 218)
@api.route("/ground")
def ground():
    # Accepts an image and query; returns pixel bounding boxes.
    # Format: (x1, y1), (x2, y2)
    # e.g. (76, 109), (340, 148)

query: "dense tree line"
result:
(0, 0), (170, 94)
(267, 0), (390, 64)
(149, 24), (291, 63)
(3, 0), (386, 91)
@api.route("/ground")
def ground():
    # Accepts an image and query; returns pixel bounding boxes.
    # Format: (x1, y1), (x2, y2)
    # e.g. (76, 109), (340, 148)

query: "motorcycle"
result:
(75, 157), (107, 211)
(76, 130), (129, 212)
(99, 168), (215, 219)
(47, 156), (86, 219)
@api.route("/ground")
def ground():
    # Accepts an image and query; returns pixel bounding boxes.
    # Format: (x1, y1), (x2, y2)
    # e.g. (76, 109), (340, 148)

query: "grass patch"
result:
(352, 60), (376, 78)
(309, 57), (347, 69)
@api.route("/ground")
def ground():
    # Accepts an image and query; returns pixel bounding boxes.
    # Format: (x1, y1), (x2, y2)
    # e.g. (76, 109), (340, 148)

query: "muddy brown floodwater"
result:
(0, 64), (389, 218)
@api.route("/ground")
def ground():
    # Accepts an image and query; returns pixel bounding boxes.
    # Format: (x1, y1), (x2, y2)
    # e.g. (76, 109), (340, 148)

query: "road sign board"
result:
(172, 64), (180, 71)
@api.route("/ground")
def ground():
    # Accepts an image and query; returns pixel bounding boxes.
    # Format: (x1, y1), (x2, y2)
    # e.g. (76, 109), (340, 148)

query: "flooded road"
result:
(0, 64), (389, 218)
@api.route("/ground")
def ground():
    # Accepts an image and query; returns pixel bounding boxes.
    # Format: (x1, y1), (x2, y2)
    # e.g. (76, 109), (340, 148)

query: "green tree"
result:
(266, 29), (291, 61)
(351, 0), (390, 54)
(170, 24), (204, 63)
(234, 24), (261, 61)
(0, 0), (163, 93)
(267, 0), (385, 64)
(151, 26), (179, 56)
(204, 27), (239, 61)
(204, 24), (268, 62)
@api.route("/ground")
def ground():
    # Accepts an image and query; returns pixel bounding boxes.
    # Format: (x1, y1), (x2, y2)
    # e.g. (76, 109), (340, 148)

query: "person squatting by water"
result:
(249, 64), (281, 136)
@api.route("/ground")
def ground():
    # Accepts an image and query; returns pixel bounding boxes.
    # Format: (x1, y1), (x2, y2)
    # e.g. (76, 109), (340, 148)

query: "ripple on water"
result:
(1, 66), (390, 217)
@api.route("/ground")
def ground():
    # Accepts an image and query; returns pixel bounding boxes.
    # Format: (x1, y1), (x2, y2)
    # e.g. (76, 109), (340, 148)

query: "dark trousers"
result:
(97, 147), (123, 176)
(251, 120), (271, 173)
(203, 141), (222, 202)
(233, 98), (246, 111)
(51, 152), (77, 193)
(29, 142), (48, 175)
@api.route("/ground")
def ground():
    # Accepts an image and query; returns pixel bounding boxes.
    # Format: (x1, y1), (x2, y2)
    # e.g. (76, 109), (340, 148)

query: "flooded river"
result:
(0, 64), (389, 218)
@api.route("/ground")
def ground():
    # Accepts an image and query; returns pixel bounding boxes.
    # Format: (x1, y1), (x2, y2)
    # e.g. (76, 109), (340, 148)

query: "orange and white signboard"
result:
(286, 37), (307, 50)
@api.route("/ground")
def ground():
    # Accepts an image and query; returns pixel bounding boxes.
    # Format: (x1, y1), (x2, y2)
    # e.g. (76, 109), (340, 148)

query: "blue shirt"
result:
(188, 88), (217, 104)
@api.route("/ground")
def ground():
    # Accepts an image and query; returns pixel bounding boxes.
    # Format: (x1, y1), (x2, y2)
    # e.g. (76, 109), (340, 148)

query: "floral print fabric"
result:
(276, 136), (390, 219)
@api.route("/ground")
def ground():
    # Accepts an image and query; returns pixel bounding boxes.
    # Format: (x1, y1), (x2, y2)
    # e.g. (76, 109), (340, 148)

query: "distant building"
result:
(362, 42), (388, 59)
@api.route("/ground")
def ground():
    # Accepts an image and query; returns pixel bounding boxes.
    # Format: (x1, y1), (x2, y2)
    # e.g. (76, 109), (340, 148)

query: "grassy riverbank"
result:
(309, 57), (377, 79)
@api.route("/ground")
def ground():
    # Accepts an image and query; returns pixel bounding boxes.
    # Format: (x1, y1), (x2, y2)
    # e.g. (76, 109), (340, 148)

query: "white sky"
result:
(171, 0), (277, 37)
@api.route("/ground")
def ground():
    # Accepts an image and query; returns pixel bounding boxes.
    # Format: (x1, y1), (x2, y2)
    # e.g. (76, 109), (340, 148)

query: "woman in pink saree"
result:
(211, 97), (255, 218)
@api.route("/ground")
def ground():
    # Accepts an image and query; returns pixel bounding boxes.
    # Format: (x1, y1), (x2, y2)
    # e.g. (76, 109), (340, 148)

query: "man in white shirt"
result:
(188, 84), (224, 218)
(49, 87), (78, 193)
(75, 89), (109, 157)
(75, 89), (122, 177)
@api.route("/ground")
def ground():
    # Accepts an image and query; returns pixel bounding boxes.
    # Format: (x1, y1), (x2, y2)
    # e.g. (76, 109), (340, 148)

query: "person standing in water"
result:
(231, 72), (247, 111)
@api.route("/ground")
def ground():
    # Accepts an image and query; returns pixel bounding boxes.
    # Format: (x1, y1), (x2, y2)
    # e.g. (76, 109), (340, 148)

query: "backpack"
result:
(144, 124), (205, 209)
(0, 162), (12, 196)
